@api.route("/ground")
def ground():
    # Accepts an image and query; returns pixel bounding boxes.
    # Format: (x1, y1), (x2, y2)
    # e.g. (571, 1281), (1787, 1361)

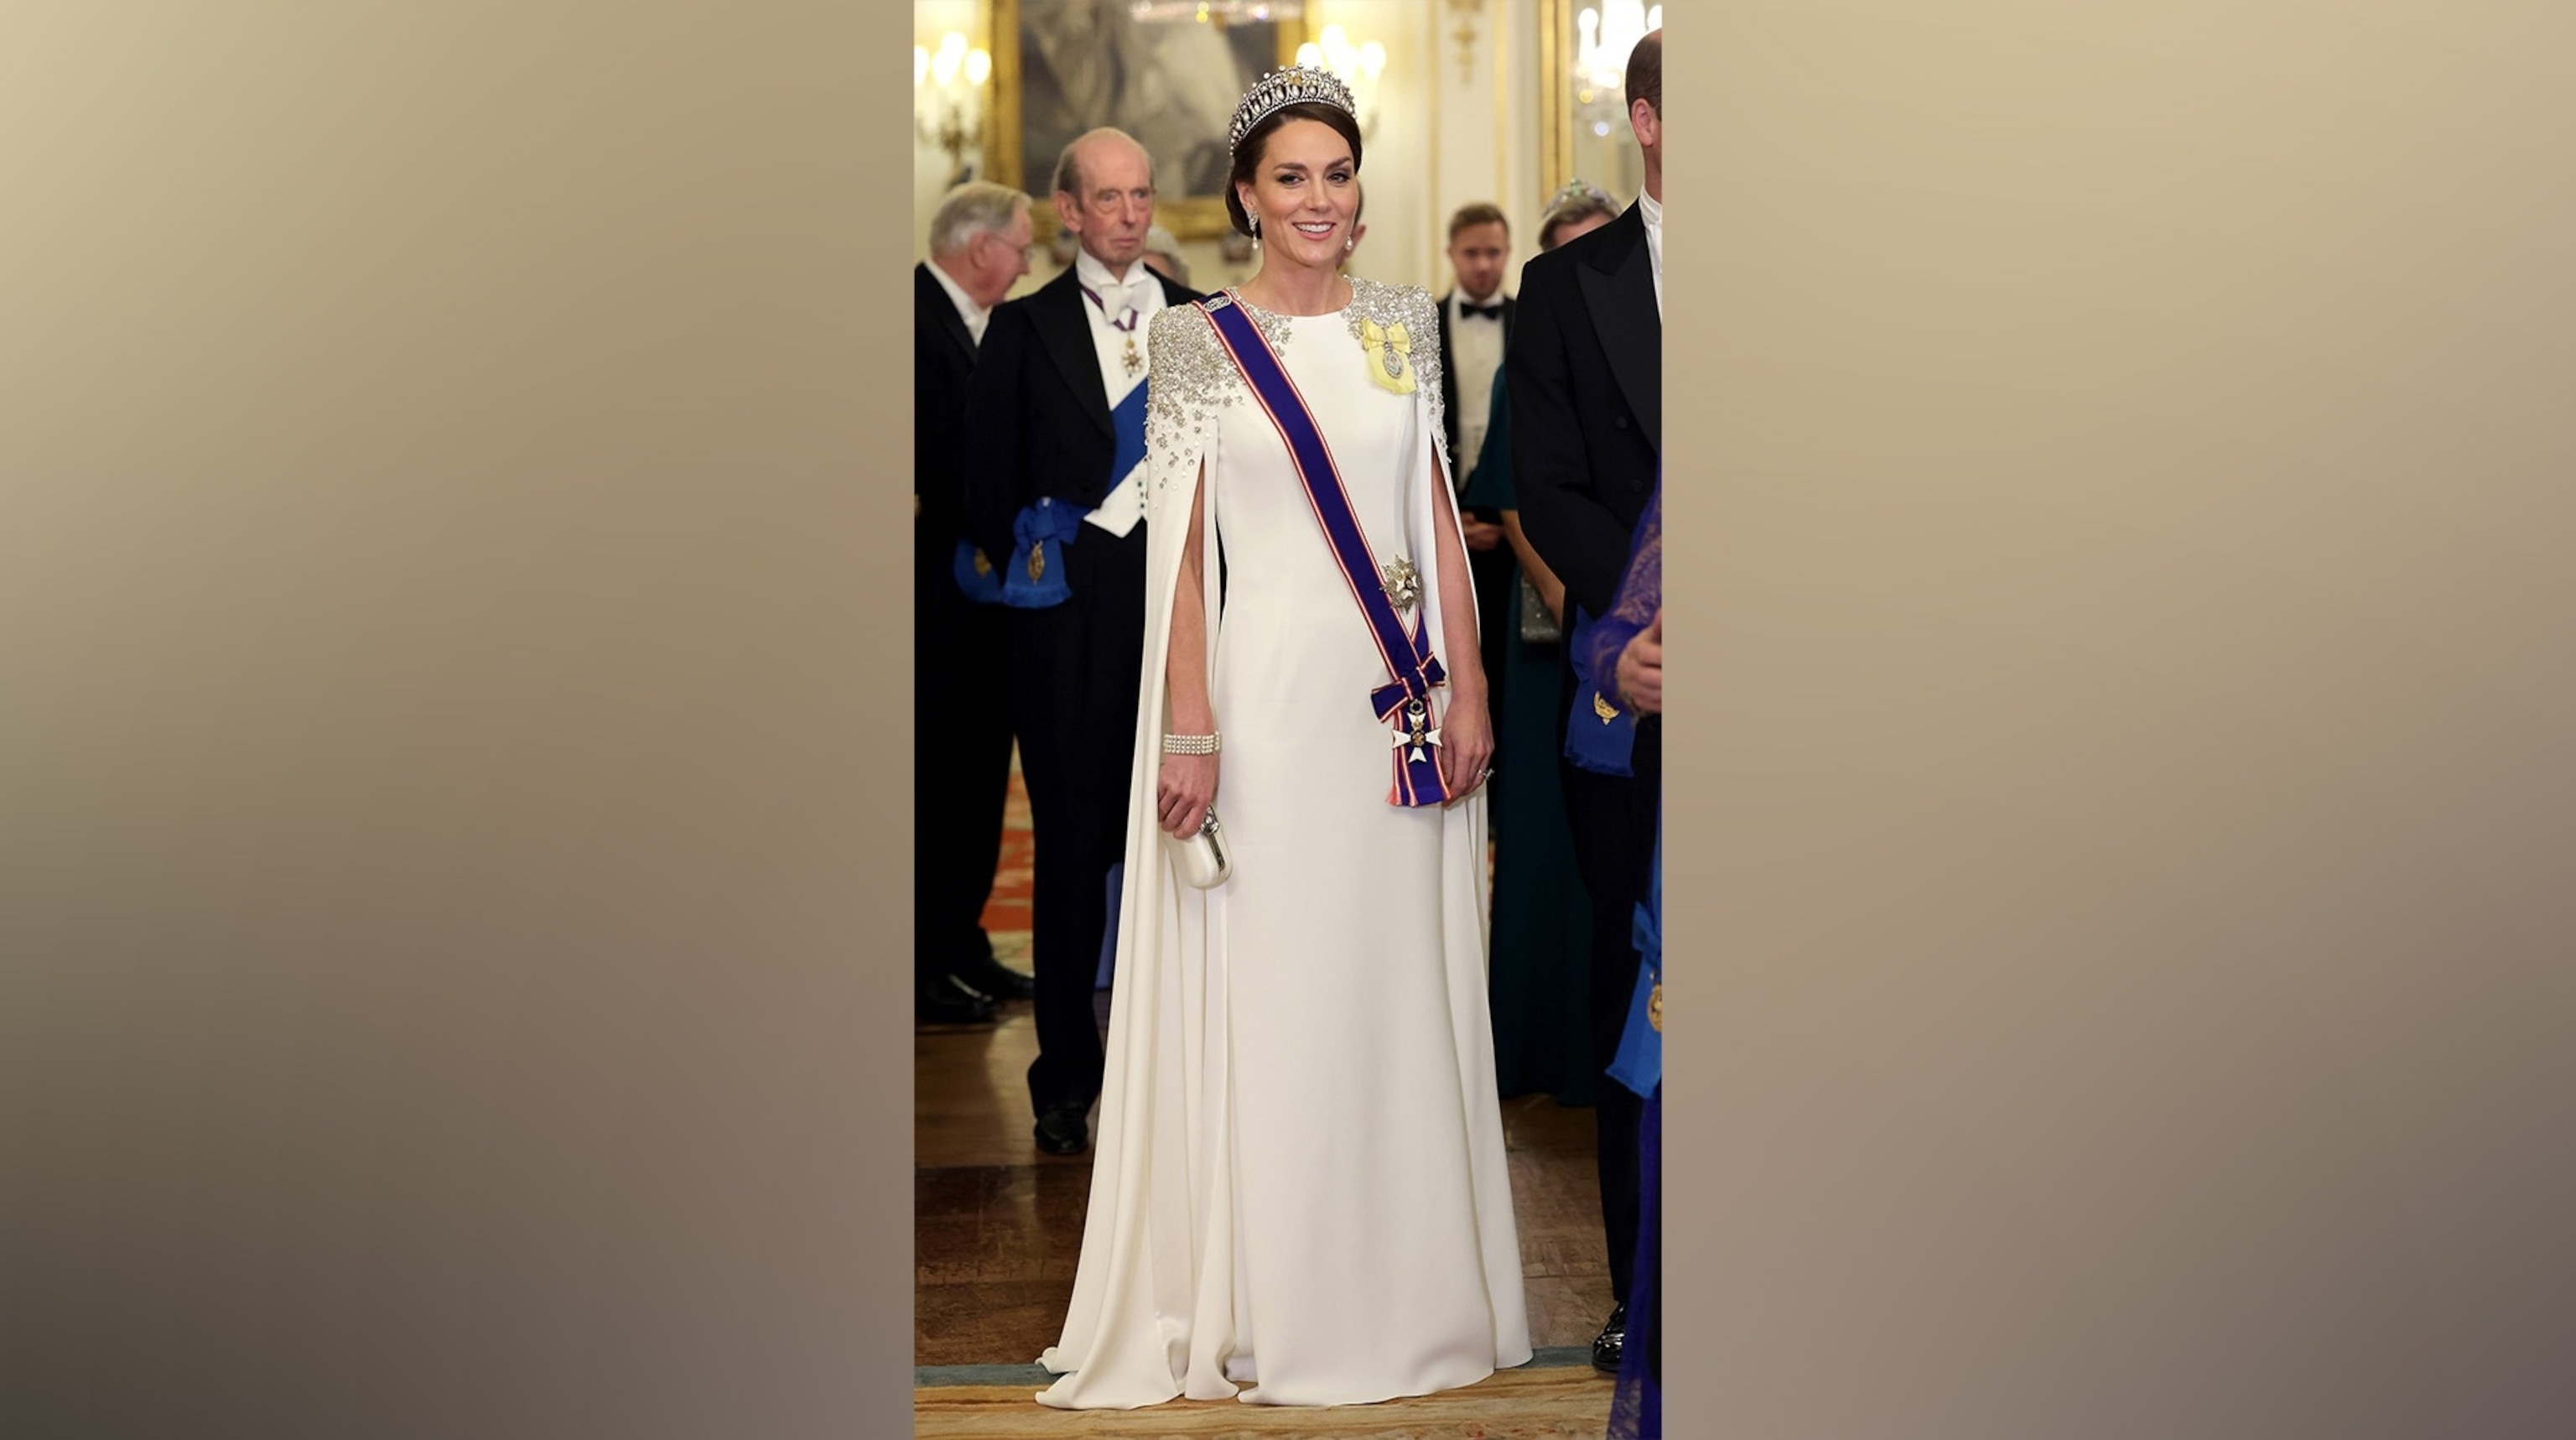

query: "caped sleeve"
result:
(1398, 283), (1453, 487)
(1143, 301), (1231, 525)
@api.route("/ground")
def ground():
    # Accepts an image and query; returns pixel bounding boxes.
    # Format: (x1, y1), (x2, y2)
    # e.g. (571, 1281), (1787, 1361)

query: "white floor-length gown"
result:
(1036, 277), (1532, 1409)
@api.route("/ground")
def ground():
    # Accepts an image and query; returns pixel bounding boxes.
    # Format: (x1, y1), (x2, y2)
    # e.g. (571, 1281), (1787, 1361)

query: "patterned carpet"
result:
(979, 753), (1034, 937)
(915, 1353), (1612, 1437)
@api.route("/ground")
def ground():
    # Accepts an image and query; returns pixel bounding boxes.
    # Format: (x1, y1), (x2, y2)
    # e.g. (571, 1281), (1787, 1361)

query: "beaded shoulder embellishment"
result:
(1343, 278), (1450, 478)
(1143, 302), (1265, 486)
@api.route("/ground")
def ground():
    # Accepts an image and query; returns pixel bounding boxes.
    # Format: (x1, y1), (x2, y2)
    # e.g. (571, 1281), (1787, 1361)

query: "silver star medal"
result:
(1380, 556), (1420, 615)
(1393, 699), (1441, 763)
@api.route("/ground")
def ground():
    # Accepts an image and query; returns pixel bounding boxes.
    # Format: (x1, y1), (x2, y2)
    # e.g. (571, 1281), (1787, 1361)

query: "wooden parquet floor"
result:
(917, 765), (1621, 1429)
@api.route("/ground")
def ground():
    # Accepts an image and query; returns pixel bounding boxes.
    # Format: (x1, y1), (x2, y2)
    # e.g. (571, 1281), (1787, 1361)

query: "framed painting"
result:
(984, 0), (1319, 241)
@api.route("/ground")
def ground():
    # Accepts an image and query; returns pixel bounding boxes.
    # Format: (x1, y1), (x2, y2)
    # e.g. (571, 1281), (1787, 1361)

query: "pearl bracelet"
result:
(1162, 731), (1220, 755)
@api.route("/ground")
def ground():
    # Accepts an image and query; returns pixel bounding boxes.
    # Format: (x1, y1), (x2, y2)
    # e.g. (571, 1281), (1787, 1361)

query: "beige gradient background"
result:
(0, 5), (904, 1437)
(1669, 3), (2576, 1437)
(1, 4), (2571, 1438)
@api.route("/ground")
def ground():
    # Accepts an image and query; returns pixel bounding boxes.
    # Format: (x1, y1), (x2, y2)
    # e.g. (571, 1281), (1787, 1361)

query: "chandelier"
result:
(1574, 2), (1660, 137)
(1295, 24), (1387, 138)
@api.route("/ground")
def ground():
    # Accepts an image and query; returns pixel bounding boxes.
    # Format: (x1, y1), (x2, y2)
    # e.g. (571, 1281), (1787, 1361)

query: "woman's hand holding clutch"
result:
(1158, 751), (1220, 839)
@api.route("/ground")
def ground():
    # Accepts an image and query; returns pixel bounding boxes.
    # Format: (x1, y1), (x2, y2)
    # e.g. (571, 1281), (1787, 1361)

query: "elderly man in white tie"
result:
(962, 131), (1204, 1157)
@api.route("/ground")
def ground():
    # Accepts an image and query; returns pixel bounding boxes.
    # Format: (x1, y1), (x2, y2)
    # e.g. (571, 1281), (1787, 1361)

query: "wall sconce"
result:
(1295, 25), (1386, 139)
(913, 30), (991, 190)
(1446, 0), (1484, 88)
(1574, 2), (1659, 138)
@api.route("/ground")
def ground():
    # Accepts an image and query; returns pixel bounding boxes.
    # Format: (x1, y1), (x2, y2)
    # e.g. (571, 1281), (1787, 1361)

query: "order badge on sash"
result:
(1003, 496), (1081, 609)
(953, 538), (1005, 605)
(1563, 606), (1639, 777)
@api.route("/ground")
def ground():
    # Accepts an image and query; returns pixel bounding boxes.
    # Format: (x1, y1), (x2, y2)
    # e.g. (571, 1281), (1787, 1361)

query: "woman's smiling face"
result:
(1237, 117), (1358, 271)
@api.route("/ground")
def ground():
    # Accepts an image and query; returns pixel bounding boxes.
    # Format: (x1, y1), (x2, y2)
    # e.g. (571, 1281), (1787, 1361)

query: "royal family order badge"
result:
(1358, 318), (1415, 395)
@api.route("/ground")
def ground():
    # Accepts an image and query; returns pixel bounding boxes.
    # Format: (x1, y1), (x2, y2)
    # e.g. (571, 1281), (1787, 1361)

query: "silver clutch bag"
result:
(1166, 808), (1232, 889)
(1517, 570), (1562, 647)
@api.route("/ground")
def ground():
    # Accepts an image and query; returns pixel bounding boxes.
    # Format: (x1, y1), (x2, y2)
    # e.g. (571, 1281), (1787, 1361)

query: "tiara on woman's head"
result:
(1227, 66), (1359, 155)
(1546, 178), (1615, 211)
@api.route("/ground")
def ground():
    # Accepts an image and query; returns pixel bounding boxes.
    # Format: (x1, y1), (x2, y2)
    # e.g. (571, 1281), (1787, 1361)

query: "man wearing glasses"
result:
(916, 181), (1036, 1025)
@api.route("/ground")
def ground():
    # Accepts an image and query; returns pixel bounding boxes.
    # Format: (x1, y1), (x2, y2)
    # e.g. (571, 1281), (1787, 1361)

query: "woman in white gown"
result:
(1036, 69), (1533, 1410)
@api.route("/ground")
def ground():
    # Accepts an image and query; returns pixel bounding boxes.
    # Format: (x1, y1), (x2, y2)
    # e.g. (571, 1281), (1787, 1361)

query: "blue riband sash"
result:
(1196, 294), (1451, 807)
(1607, 815), (1662, 1098)
(1108, 375), (1148, 491)
(1564, 606), (1639, 776)
(1002, 497), (1082, 609)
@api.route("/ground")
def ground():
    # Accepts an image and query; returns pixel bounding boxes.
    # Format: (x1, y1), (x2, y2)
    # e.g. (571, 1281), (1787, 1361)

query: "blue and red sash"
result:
(1196, 293), (1451, 808)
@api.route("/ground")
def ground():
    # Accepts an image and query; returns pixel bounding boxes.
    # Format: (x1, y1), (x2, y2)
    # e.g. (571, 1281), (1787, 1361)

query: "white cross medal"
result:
(1393, 698), (1441, 763)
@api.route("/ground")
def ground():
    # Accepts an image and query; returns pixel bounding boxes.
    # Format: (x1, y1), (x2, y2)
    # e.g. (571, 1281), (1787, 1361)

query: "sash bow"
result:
(1002, 497), (1083, 609)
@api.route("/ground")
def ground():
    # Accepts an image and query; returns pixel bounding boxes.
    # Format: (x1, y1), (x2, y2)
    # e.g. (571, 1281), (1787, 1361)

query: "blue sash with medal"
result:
(1564, 606), (1640, 777)
(1607, 815), (1663, 1097)
(1001, 496), (1082, 609)
(1565, 481), (1659, 777)
(1196, 294), (1452, 808)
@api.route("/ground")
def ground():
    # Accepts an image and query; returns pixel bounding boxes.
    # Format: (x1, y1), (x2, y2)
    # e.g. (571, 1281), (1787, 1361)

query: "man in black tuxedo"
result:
(916, 181), (1036, 1025)
(1436, 202), (1519, 779)
(963, 129), (1201, 1157)
(1506, 28), (1663, 1375)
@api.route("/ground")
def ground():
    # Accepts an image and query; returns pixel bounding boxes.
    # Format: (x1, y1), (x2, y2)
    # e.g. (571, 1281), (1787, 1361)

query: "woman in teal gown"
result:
(1461, 185), (1621, 1104)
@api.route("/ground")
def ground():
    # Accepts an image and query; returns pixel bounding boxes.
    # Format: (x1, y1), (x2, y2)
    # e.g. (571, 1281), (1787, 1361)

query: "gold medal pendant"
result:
(1026, 542), (1046, 582)
(1594, 691), (1621, 723)
(972, 548), (994, 578)
(1122, 335), (1142, 377)
(1648, 980), (1663, 1032)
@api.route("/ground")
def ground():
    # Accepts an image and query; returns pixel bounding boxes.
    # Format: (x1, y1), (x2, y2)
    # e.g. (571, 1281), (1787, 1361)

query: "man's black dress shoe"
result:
(915, 975), (996, 1026)
(950, 949), (1036, 1002)
(1032, 1102), (1090, 1156)
(1591, 1302), (1628, 1374)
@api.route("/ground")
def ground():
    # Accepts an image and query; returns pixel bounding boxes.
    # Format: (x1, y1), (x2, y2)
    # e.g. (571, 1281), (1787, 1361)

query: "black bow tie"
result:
(1458, 299), (1504, 320)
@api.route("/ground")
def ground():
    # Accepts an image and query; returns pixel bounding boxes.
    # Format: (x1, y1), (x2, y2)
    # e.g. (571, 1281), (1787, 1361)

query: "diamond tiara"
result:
(1226, 65), (1359, 156)
(1547, 178), (1615, 212)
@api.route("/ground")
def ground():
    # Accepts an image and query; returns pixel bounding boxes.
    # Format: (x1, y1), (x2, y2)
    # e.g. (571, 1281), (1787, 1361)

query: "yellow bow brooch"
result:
(1358, 318), (1416, 395)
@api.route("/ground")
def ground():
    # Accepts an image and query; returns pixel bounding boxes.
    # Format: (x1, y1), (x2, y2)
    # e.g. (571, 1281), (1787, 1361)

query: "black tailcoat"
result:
(1504, 201), (1662, 1306)
(961, 265), (1201, 1115)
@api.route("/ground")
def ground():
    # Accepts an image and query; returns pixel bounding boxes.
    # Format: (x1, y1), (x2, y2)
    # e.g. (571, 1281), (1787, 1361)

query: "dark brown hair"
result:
(1625, 30), (1661, 119)
(1224, 101), (1365, 237)
(1446, 202), (1509, 242)
(1539, 194), (1619, 252)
